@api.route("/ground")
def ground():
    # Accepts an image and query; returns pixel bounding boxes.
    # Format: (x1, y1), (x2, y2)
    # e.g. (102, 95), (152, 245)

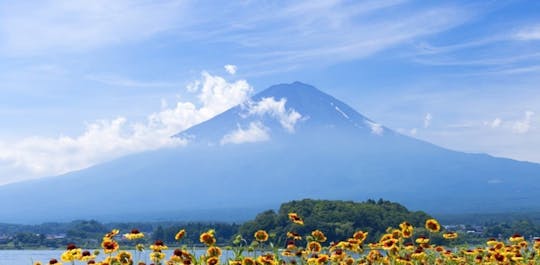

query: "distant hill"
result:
(238, 198), (431, 243)
(0, 82), (539, 223)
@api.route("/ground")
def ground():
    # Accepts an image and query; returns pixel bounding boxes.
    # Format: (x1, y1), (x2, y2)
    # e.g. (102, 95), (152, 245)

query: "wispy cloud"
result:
(0, 71), (252, 185)
(424, 113), (432, 128)
(0, 0), (187, 56)
(220, 122), (269, 145)
(85, 73), (179, 88)
(515, 24), (540, 41)
(513, 111), (534, 134)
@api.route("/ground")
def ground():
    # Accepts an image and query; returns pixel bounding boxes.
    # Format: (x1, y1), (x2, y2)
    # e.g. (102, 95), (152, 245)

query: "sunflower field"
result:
(34, 213), (540, 265)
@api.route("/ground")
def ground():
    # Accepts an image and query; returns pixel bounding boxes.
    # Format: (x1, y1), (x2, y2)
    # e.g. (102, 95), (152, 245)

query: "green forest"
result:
(1, 199), (540, 249)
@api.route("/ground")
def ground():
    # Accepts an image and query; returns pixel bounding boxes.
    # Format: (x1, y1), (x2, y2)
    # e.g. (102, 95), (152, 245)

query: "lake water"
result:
(0, 249), (238, 265)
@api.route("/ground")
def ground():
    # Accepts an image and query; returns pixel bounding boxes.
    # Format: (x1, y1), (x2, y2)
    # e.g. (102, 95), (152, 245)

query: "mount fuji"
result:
(1, 82), (539, 223)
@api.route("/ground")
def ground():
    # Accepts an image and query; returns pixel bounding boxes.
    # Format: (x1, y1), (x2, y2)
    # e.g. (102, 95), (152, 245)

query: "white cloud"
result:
(512, 111), (534, 134)
(365, 120), (384, 135)
(515, 25), (540, 41)
(220, 122), (269, 145)
(490, 118), (502, 128)
(424, 113), (432, 128)
(0, 71), (253, 185)
(224, 64), (237, 75)
(410, 128), (418, 135)
(246, 97), (302, 133)
(0, 0), (187, 56)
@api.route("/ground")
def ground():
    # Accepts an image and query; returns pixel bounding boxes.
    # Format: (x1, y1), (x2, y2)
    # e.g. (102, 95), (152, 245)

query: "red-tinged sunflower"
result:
(288, 213), (304, 225)
(486, 238), (498, 246)
(61, 244), (82, 262)
(307, 241), (322, 253)
(48, 259), (61, 265)
(352, 230), (368, 242)
(415, 236), (429, 244)
(124, 229), (144, 240)
(443, 232), (458, 239)
(101, 239), (120, 254)
(80, 250), (95, 262)
(316, 254), (329, 264)
(493, 253), (506, 262)
(287, 231), (302, 240)
(241, 257), (256, 265)
(175, 229), (186, 240)
(104, 229), (120, 240)
(425, 219), (441, 233)
(411, 247), (426, 260)
(381, 239), (398, 251)
(254, 230), (269, 242)
(206, 246), (222, 257)
(256, 253), (276, 265)
(206, 256), (220, 265)
(200, 230), (217, 246)
(150, 240), (168, 251)
(34, 262), (42, 265)
(286, 239), (296, 250)
(399, 222), (414, 238)
(390, 229), (401, 239)
(509, 233), (525, 243)
(311, 230), (327, 242)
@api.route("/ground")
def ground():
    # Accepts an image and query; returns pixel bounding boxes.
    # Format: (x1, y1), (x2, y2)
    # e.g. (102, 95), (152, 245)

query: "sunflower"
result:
(256, 253), (276, 265)
(48, 259), (62, 265)
(443, 232), (458, 240)
(61, 245), (82, 262)
(509, 233), (525, 243)
(241, 257), (256, 265)
(103, 229), (120, 240)
(124, 228), (145, 240)
(311, 230), (327, 242)
(287, 231), (302, 240)
(117, 251), (133, 265)
(207, 246), (222, 257)
(175, 229), (186, 240)
(80, 250), (96, 262)
(34, 262), (42, 265)
(415, 236), (429, 244)
(101, 239), (120, 254)
(381, 239), (398, 251)
(316, 254), (329, 264)
(352, 231), (368, 243)
(206, 256), (220, 265)
(425, 219), (441, 233)
(288, 213), (304, 225)
(307, 241), (322, 253)
(399, 222), (414, 238)
(150, 251), (166, 263)
(254, 230), (269, 242)
(200, 230), (217, 246)
(150, 240), (168, 251)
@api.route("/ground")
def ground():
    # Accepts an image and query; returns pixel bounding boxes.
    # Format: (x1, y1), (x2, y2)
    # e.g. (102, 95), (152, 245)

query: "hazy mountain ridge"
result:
(0, 82), (539, 223)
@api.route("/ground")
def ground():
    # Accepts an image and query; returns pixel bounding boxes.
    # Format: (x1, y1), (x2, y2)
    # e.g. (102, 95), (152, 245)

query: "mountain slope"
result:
(0, 82), (539, 223)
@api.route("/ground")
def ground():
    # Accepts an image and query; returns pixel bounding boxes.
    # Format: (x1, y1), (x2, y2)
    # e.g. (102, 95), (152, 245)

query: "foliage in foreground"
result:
(34, 213), (540, 265)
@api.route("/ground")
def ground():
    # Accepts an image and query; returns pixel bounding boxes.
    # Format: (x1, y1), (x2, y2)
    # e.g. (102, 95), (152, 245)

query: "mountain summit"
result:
(0, 82), (539, 223)
(175, 82), (386, 144)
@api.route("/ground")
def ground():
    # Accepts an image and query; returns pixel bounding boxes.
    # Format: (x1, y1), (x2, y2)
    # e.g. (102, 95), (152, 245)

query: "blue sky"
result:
(0, 0), (539, 184)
